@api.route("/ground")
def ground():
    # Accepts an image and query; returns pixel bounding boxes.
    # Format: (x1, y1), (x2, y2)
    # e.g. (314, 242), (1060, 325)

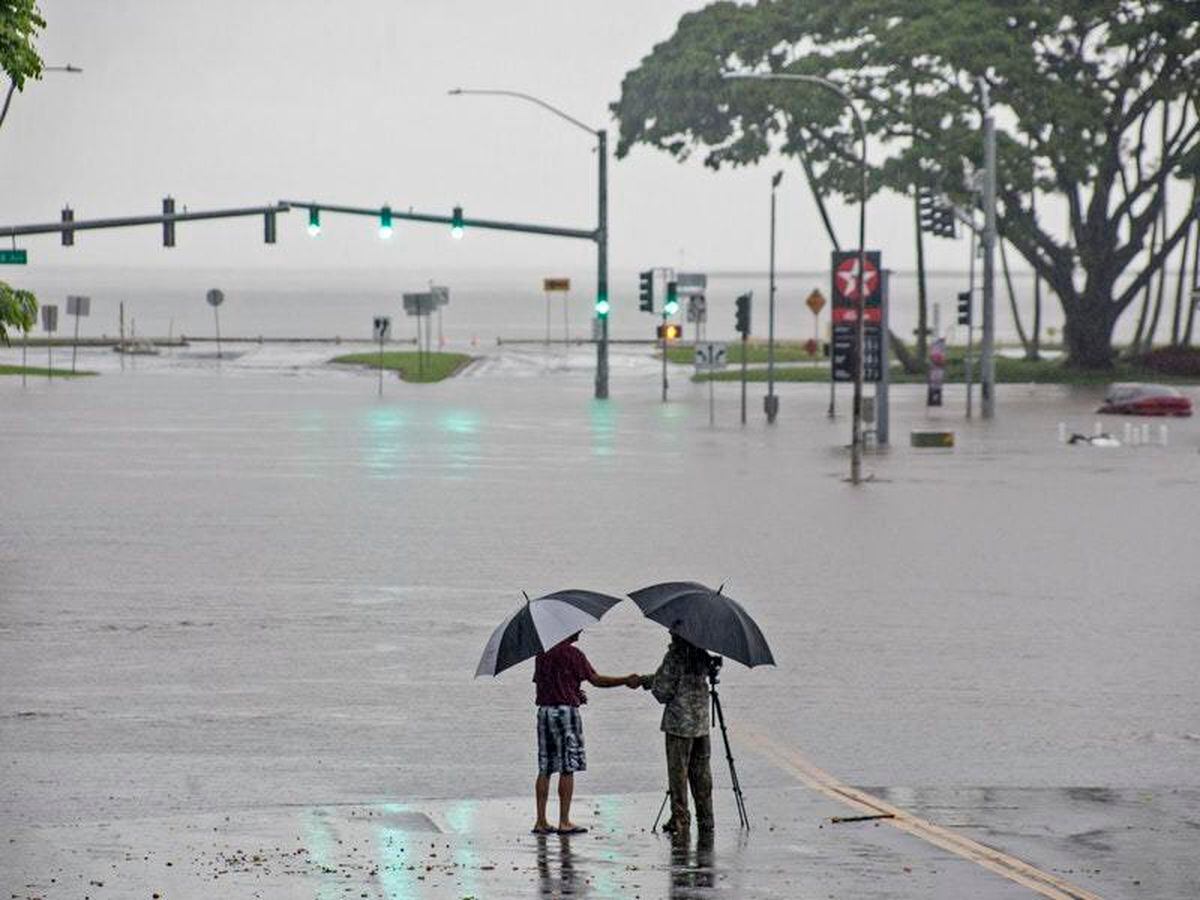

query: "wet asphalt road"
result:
(2, 344), (1198, 897)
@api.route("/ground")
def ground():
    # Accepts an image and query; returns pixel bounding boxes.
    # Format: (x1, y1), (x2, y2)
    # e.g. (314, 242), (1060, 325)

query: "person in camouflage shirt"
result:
(638, 633), (716, 834)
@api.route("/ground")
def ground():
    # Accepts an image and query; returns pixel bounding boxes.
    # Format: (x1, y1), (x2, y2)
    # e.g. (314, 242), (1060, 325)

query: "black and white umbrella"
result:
(474, 589), (624, 677)
(628, 581), (775, 668)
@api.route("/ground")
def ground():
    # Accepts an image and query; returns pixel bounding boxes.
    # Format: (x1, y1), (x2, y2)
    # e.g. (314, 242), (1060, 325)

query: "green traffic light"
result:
(379, 206), (393, 240)
(307, 207), (321, 236)
(451, 205), (464, 240)
(595, 294), (610, 317)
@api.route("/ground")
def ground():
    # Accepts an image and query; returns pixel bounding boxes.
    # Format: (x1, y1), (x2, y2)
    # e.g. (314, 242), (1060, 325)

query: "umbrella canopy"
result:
(475, 589), (624, 678)
(628, 581), (775, 668)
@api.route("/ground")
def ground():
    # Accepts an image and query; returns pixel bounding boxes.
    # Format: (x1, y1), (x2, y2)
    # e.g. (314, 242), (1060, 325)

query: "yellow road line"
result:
(741, 727), (1104, 900)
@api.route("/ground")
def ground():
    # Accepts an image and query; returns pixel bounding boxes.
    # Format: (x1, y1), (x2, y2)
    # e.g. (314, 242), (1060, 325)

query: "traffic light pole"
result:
(661, 309), (669, 403)
(597, 129), (609, 400)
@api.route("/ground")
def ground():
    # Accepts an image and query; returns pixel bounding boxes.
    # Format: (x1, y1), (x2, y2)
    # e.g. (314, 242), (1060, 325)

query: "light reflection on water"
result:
(362, 406), (407, 479)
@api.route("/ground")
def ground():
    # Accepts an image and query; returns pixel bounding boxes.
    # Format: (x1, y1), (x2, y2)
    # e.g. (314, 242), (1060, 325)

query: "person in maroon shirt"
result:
(531, 633), (638, 834)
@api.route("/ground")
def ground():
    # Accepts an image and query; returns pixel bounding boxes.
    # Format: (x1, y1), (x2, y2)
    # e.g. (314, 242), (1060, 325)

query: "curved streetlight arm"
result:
(724, 69), (870, 483)
(448, 88), (598, 138)
(1, 64), (83, 131)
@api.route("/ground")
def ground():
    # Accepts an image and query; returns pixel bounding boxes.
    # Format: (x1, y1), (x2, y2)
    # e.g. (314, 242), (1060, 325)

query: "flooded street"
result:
(3, 346), (1198, 897)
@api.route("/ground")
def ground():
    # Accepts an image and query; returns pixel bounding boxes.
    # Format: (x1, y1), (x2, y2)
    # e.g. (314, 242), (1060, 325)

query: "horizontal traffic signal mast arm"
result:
(0, 203), (291, 238)
(281, 201), (597, 242)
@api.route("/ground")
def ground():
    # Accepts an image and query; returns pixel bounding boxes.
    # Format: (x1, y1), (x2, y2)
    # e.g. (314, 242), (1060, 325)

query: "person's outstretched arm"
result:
(588, 672), (640, 688)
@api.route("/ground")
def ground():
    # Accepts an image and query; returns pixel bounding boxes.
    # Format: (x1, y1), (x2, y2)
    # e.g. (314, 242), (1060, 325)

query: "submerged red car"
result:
(1098, 383), (1193, 417)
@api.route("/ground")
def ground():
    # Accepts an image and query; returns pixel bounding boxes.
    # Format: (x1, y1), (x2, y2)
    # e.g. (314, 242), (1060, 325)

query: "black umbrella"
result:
(628, 581), (774, 668)
(475, 589), (624, 678)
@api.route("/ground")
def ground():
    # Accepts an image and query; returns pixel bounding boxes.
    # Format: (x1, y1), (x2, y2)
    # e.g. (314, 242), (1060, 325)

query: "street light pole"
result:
(448, 88), (609, 399)
(979, 78), (997, 419)
(725, 72), (869, 484)
(766, 170), (782, 423)
(0, 64), (83, 131)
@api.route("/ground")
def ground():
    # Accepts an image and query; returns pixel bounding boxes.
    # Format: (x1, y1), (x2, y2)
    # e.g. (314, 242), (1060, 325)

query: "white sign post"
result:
(66, 295), (90, 373)
(41, 304), (58, 380)
(373, 316), (391, 396)
(694, 341), (728, 426)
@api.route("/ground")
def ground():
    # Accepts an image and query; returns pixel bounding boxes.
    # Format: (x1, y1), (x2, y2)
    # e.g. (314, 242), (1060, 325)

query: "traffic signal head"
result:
(162, 196), (175, 247)
(656, 323), (682, 341)
(936, 205), (956, 239)
(61, 206), (74, 247)
(379, 206), (393, 240)
(918, 186), (937, 234)
(638, 270), (654, 313)
(664, 281), (679, 316)
(264, 209), (277, 244)
(307, 207), (321, 237)
(451, 205), (464, 239)
(957, 290), (972, 326)
(735, 292), (752, 336)
(595, 290), (610, 318)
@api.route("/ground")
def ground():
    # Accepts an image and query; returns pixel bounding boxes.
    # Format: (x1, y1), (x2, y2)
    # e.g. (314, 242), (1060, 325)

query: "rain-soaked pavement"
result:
(2, 342), (1198, 898)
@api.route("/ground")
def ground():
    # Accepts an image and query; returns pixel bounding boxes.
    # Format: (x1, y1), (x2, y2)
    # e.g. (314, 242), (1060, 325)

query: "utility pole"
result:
(980, 78), (997, 419)
(596, 129), (609, 400)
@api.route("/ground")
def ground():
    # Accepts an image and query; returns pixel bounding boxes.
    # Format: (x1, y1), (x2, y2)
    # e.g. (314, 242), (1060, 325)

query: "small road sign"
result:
(805, 289), (826, 316)
(543, 278), (570, 292)
(206, 289), (225, 307)
(676, 272), (707, 296)
(694, 341), (728, 372)
(67, 295), (91, 317)
(686, 295), (707, 323)
(0, 249), (27, 265)
(430, 285), (450, 307)
(373, 316), (392, 341)
(403, 292), (437, 316)
(41, 304), (58, 332)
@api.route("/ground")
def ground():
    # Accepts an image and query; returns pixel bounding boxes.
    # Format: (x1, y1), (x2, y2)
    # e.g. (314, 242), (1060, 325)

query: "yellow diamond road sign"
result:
(806, 289), (827, 316)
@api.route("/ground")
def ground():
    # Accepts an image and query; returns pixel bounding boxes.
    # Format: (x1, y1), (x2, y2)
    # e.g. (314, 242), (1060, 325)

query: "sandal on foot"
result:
(557, 825), (588, 835)
(531, 825), (557, 835)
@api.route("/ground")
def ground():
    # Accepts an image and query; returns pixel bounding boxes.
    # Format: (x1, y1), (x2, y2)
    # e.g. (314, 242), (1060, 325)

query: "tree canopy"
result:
(0, 280), (37, 344)
(612, 0), (1200, 366)
(0, 0), (45, 89)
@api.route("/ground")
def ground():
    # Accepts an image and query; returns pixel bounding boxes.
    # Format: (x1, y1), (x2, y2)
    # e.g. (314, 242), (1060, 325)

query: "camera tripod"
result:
(652, 657), (750, 831)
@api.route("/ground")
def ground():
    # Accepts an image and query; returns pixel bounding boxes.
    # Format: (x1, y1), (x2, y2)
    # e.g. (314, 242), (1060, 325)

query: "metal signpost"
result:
(694, 342), (728, 426)
(430, 284), (450, 351)
(403, 291), (439, 379)
(543, 277), (571, 347)
(373, 315), (391, 396)
(206, 289), (225, 359)
(66, 295), (90, 373)
(40, 304), (58, 380)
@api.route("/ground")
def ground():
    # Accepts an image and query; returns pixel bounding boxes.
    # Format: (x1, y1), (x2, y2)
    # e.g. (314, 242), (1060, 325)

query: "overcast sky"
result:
(7, 1), (1014, 278)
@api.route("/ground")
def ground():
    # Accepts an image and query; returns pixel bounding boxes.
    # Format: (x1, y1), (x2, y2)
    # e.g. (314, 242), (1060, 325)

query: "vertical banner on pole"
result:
(830, 250), (883, 383)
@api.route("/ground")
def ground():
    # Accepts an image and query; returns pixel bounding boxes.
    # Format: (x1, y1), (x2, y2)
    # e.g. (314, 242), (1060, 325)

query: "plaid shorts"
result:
(536, 705), (586, 776)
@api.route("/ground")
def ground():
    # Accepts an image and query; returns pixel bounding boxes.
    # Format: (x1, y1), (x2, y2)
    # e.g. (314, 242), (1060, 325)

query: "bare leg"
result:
(534, 774), (551, 830)
(557, 773), (576, 830)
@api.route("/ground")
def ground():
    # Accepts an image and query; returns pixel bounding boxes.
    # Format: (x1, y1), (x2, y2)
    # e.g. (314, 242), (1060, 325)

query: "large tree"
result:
(611, 0), (1200, 368)
(1, 0), (46, 127)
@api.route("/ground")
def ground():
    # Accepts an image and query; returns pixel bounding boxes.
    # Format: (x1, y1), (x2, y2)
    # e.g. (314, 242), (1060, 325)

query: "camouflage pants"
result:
(665, 733), (713, 832)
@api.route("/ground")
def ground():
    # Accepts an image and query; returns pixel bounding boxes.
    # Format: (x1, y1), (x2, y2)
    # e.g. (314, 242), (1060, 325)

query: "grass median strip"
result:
(330, 351), (473, 383)
(0, 364), (96, 378)
(693, 355), (1200, 385)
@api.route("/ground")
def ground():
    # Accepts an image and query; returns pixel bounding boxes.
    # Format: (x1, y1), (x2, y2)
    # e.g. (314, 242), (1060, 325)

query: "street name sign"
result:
(0, 249), (27, 265)
(403, 292), (437, 316)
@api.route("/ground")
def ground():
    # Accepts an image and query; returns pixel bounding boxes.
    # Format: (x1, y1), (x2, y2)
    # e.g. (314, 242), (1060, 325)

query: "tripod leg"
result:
(710, 687), (750, 829)
(652, 789), (670, 832)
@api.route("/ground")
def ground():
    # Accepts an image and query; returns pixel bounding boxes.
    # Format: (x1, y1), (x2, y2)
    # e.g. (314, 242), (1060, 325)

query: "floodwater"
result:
(2, 343), (1198, 897)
